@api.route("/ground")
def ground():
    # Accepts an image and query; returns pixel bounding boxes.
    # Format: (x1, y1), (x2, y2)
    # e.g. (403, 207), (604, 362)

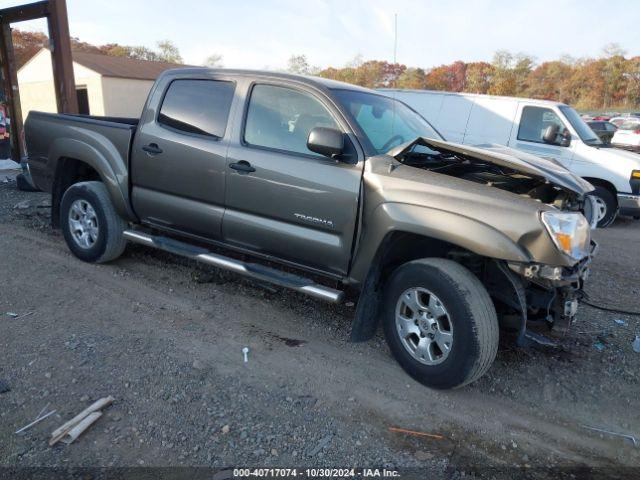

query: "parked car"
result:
(24, 69), (596, 389)
(612, 121), (640, 153)
(610, 116), (640, 127)
(384, 89), (640, 227)
(587, 121), (617, 144)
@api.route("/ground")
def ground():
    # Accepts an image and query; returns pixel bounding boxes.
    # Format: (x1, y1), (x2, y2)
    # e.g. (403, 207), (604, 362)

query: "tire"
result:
(588, 186), (617, 228)
(382, 258), (499, 389)
(60, 181), (127, 263)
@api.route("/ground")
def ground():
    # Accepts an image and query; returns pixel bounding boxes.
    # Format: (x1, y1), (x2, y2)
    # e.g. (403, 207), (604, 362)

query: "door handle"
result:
(142, 143), (163, 155)
(229, 161), (256, 173)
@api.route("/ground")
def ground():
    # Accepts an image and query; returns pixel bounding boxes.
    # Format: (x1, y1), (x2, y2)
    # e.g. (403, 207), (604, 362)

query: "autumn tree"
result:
(625, 57), (640, 107)
(396, 68), (427, 89)
(10, 30), (48, 69)
(465, 62), (494, 94)
(488, 50), (517, 96)
(525, 61), (573, 102)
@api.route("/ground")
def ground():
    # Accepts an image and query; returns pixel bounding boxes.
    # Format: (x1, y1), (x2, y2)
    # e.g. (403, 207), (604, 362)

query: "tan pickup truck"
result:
(23, 69), (596, 388)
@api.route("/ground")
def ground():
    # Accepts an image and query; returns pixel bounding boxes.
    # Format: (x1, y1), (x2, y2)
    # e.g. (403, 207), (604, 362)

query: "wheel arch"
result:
(49, 137), (135, 227)
(349, 203), (531, 342)
(583, 177), (618, 199)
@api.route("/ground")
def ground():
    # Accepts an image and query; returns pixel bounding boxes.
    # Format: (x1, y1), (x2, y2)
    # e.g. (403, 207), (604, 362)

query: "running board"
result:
(123, 230), (344, 303)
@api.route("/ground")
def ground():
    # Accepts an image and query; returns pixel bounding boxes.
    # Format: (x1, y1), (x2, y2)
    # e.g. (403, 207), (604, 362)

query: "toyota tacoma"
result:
(23, 69), (596, 388)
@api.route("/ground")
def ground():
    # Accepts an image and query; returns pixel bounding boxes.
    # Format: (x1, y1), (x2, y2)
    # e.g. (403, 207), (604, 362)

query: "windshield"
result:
(332, 89), (442, 154)
(559, 106), (602, 145)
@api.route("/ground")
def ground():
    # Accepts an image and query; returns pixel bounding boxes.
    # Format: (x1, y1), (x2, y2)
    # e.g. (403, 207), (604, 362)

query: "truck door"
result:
(509, 104), (575, 168)
(130, 77), (236, 239)
(223, 82), (363, 276)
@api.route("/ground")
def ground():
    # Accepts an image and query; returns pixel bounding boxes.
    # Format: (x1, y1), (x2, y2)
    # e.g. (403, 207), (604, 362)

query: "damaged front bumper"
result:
(503, 241), (597, 346)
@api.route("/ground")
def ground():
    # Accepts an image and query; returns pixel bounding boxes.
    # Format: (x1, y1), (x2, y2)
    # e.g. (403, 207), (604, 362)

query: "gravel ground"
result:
(1, 171), (639, 478)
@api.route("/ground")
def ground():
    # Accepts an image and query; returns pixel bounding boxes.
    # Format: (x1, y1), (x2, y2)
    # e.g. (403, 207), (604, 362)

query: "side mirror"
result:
(307, 127), (344, 158)
(542, 124), (559, 144)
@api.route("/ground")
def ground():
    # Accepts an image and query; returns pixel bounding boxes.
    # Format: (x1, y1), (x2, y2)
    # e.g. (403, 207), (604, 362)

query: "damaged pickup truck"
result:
(23, 69), (597, 388)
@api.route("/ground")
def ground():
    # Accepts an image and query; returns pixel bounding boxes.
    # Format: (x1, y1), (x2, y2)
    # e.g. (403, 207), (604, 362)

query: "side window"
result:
(518, 106), (568, 144)
(158, 79), (235, 138)
(244, 84), (340, 156)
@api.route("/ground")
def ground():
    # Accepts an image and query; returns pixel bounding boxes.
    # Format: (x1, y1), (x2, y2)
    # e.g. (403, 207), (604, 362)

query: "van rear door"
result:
(508, 103), (574, 168)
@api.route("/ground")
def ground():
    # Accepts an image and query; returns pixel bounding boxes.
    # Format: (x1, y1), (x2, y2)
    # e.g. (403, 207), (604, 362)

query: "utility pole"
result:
(393, 13), (398, 64)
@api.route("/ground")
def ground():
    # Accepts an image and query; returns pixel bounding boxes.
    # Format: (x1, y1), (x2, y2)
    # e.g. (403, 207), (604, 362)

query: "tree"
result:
(345, 54), (364, 68)
(488, 50), (517, 96)
(203, 53), (224, 68)
(513, 54), (535, 95)
(10, 29), (48, 69)
(287, 54), (312, 75)
(625, 57), (640, 107)
(601, 43), (628, 108)
(525, 61), (573, 102)
(396, 68), (426, 89)
(465, 62), (494, 94)
(156, 40), (183, 63)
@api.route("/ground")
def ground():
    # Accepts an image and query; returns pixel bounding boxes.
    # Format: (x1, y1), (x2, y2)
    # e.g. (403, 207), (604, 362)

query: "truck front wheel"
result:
(60, 181), (127, 263)
(382, 258), (499, 389)
(588, 186), (617, 228)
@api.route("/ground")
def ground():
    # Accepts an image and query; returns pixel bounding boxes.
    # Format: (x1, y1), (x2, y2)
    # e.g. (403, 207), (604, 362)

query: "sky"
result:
(4, 0), (640, 70)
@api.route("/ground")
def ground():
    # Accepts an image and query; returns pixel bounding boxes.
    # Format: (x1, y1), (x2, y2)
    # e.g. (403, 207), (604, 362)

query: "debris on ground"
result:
(306, 433), (334, 457)
(388, 426), (445, 440)
(593, 341), (606, 351)
(633, 335), (640, 353)
(0, 378), (10, 394)
(15, 408), (57, 434)
(582, 425), (638, 447)
(49, 396), (114, 446)
(614, 319), (627, 326)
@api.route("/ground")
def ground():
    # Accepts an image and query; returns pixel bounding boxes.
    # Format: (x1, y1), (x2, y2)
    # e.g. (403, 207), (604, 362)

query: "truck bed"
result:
(25, 111), (138, 194)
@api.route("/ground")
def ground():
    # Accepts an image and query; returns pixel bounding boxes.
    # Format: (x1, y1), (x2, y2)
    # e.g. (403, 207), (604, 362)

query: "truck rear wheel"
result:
(60, 181), (127, 263)
(382, 258), (499, 389)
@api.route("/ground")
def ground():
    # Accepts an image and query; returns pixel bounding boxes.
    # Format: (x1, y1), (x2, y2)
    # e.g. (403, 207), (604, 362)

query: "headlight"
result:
(541, 211), (591, 261)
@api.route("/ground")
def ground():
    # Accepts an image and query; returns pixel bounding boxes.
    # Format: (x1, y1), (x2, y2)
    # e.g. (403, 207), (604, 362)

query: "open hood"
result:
(388, 137), (594, 195)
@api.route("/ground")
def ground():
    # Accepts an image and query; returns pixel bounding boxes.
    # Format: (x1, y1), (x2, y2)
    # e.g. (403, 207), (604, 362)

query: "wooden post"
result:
(0, 0), (77, 161)
(0, 23), (24, 161)
(47, 0), (78, 114)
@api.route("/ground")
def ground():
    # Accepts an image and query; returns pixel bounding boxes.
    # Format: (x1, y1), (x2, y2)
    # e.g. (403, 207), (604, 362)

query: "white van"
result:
(383, 89), (640, 227)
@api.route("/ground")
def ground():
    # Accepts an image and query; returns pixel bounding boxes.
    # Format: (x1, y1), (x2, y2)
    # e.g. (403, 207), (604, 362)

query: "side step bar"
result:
(123, 230), (344, 303)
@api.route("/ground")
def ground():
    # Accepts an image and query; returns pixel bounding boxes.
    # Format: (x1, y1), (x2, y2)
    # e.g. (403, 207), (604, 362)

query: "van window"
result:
(244, 84), (340, 156)
(518, 106), (568, 145)
(158, 79), (235, 138)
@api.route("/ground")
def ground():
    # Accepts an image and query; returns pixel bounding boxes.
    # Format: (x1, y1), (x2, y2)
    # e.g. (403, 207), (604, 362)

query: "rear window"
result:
(158, 79), (235, 138)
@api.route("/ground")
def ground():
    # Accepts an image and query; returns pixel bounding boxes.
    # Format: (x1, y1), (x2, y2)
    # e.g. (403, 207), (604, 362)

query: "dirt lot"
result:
(1, 171), (639, 478)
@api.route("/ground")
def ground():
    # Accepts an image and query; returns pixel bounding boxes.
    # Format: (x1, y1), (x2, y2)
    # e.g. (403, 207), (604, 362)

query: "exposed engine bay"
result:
(389, 137), (594, 219)
(399, 151), (584, 211)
